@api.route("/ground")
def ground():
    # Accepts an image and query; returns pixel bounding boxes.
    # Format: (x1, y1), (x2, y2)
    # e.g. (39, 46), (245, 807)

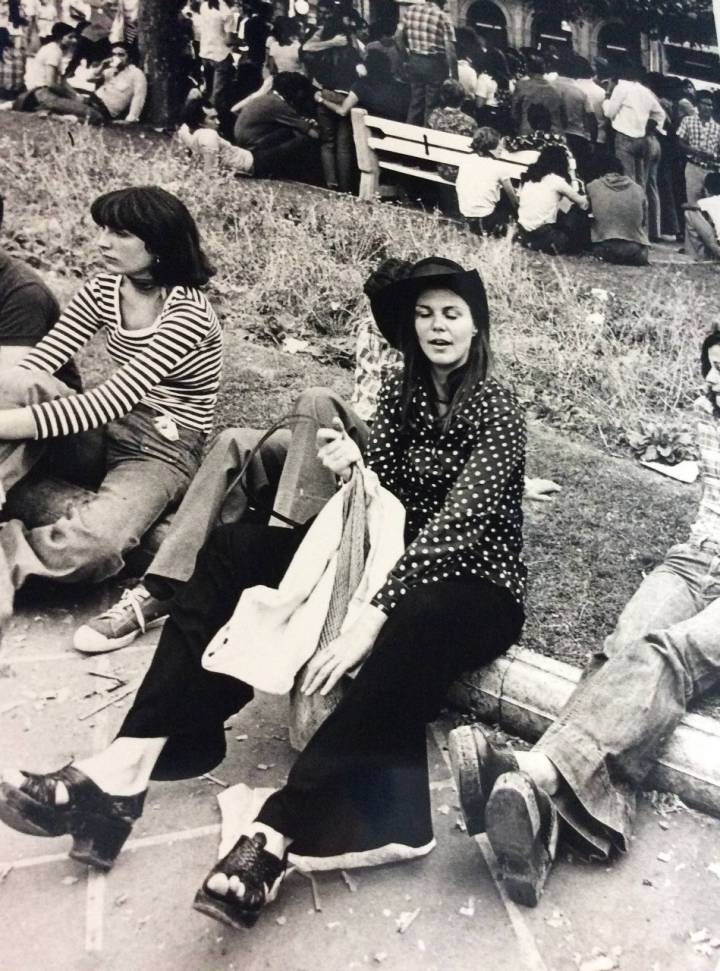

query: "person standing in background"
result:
(397, 0), (456, 125)
(677, 89), (720, 206)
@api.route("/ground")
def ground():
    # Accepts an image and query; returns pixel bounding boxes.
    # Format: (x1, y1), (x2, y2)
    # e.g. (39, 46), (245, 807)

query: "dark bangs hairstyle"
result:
(90, 186), (214, 288)
(399, 269), (491, 435)
(701, 331), (720, 416)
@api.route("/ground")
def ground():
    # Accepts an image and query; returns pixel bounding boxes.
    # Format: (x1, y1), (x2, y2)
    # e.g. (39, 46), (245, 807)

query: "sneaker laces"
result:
(98, 586), (151, 633)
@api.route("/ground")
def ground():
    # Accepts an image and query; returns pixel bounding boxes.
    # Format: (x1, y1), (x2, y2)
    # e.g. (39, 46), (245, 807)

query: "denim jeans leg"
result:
(270, 388), (370, 527)
(615, 132), (645, 186)
(685, 161), (708, 206)
(0, 411), (200, 614)
(534, 552), (705, 854)
(146, 426), (290, 589)
(685, 209), (720, 260)
(646, 135), (661, 238)
(317, 103), (339, 189)
(336, 114), (356, 193)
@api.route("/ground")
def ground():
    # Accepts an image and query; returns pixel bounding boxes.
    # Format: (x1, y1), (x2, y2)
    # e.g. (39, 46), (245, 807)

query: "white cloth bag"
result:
(201, 465), (405, 693)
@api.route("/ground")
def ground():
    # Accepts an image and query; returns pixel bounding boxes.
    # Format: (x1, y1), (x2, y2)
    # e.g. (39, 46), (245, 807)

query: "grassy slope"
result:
(2, 112), (718, 715)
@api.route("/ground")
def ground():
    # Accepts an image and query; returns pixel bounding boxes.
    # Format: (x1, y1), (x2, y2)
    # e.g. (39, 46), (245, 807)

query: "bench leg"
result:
(358, 170), (379, 202)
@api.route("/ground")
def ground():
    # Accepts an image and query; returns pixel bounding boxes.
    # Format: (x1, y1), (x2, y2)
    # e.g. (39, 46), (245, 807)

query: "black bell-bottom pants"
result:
(118, 522), (523, 858)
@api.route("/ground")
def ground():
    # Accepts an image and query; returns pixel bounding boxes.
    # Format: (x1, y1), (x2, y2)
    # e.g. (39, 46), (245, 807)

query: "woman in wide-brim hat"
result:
(0, 256), (527, 933)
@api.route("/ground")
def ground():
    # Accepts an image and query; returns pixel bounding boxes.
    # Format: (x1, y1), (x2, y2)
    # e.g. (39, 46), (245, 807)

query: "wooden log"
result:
(447, 646), (720, 819)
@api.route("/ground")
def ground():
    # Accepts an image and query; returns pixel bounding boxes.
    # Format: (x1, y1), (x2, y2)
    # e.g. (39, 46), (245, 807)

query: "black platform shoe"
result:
(0, 765), (145, 871)
(193, 832), (288, 930)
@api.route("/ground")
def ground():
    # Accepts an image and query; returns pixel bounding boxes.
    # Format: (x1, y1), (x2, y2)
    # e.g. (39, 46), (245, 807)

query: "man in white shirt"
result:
(684, 171), (720, 261)
(677, 90), (720, 205)
(602, 64), (666, 187)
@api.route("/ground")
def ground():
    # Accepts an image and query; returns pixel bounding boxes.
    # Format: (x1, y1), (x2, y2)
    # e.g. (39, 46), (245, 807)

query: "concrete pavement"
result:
(1, 588), (720, 971)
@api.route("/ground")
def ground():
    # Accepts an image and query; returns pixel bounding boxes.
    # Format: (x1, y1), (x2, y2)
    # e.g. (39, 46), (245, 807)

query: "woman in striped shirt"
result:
(0, 185), (222, 617)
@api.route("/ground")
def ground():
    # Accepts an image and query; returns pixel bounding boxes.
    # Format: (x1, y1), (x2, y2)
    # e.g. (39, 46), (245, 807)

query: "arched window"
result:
(532, 13), (572, 51)
(465, 0), (507, 49)
(597, 21), (640, 62)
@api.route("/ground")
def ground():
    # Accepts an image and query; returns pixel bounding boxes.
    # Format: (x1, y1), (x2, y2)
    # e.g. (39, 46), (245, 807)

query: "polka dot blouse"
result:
(365, 373), (527, 615)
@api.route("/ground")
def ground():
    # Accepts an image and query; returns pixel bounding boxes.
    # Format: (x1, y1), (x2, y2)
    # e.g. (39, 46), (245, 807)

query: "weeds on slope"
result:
(1, 124), (713, 456)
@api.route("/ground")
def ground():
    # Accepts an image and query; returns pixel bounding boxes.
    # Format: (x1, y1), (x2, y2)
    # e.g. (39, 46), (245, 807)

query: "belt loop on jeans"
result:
(692, 532), (720, 553)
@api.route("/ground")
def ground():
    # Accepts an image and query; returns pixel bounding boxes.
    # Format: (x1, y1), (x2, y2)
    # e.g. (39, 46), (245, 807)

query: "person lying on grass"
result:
(0, 185), (222, 626)
(74, 257), (560, 656)
(448, 329), (720, 907)
(1, 256), (529, 931)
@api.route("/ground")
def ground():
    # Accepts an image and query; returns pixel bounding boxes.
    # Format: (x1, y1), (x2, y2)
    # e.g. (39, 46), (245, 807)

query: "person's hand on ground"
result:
(524, 477), (562, 502)
(301, 605), (386, 695)
(317, 418), (361, 481)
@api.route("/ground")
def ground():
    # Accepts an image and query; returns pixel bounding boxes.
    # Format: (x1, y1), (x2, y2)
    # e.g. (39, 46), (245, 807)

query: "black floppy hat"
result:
(369, 257), (489, 349)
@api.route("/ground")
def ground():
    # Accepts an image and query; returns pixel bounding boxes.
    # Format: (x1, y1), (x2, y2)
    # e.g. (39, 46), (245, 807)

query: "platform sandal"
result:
(193, 832), (288, 931)
(485, 770), (559, 908)
(448, 724), (519, 836)
(0, 765), (145, 871)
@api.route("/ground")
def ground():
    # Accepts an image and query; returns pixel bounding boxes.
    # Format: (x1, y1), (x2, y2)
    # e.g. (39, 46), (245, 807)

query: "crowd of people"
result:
(2, 0), (720, 262)
(0, 180), (718, 927)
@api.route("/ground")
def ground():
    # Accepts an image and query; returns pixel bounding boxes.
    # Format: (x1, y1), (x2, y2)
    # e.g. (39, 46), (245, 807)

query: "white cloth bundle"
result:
(201, 465), (405, 693)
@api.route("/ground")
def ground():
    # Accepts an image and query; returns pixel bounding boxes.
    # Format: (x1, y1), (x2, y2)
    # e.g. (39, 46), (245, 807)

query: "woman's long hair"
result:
(701, 331), (720, 417)
(272, 15), (297, 46)
(91, 186), (215, 288)
(398, 286), (491, 435)
(522, 144), (570, 184)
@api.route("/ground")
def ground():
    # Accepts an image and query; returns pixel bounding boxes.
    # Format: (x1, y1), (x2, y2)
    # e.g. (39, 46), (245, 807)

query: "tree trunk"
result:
(137, 0), (187, 129)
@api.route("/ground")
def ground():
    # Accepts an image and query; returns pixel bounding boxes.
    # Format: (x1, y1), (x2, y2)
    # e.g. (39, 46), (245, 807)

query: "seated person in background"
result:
(517, 144), (589, 255)
(455, 127), (518, 235)
(0, 196), (81, 390)
(586, 155), (649, 266)
(314, 49), (410, 124)
(233, 71), (320, 182)
(426, 79), (477, 184)
(502, 104), (576, 184)
(684, 171), (720, 262)
(177, 97), (254, 175)
(20, 33), (146, 125)
(83, 41), (147, 125)
(449, 330), (720, 908)
(17, 23), (86, 116)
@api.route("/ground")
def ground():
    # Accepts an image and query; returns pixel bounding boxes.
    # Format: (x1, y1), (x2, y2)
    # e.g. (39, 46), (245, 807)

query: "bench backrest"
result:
(351, 107), (535, 173)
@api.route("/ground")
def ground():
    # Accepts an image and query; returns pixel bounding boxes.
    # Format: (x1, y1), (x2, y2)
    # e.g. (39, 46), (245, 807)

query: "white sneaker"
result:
(73, 584), (169, 654)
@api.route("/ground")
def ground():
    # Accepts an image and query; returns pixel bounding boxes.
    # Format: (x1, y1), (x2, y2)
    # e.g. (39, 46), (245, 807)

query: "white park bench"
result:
(350, 107), (537, 202)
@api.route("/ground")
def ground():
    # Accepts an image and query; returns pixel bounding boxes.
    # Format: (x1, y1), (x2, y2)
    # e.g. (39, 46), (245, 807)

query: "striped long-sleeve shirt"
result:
(18, 274), (223, 439)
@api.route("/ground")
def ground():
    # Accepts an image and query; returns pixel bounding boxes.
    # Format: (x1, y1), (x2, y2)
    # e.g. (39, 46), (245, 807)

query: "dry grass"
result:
(1, 118), (718, 457)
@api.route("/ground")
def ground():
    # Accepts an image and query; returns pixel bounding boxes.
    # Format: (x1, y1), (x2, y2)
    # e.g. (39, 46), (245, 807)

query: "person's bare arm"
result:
(314, 89), (358, 117)
(302, 31), (347, 54)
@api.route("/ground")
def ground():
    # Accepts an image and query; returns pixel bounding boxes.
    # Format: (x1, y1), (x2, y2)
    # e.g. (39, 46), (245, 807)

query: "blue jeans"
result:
(145, 389), (369, 589)
(316, 102), (356, 192)
(0, 370), (204, 621)
(405, 52), (448, 126)
(535, 539), (720, 857)
(614, 131), (648, 187)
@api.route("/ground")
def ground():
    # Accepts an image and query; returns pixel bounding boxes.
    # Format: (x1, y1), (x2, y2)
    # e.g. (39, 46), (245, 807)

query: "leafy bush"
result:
(625, 421), (698, 464)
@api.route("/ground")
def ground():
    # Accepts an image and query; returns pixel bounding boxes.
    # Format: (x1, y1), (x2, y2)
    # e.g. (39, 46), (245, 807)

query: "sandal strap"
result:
(19, 765), (145, 821)
(204, 833), (287, 909)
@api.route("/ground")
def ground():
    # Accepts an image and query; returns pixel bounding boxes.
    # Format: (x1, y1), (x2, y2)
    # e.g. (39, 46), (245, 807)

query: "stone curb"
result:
(448, 646), (720, 819)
